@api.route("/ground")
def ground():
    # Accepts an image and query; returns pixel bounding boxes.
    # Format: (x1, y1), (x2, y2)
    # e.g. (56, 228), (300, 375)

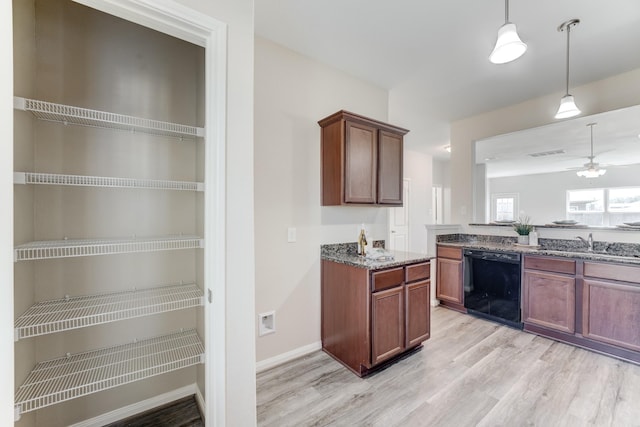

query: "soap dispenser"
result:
(357, 225), (367, 255)
(529, 227), (539, 246)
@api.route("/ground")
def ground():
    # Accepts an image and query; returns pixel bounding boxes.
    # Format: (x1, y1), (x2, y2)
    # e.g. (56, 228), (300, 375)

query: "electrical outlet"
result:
(259, 311), (275, 336)
(287, 227), (296, 243)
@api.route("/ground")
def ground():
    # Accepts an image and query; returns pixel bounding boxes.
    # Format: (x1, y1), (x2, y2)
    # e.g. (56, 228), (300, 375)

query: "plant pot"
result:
(517, 235), (529, 245)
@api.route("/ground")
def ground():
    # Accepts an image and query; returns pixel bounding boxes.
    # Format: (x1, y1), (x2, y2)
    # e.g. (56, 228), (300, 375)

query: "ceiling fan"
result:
(575, 123), (606, 178)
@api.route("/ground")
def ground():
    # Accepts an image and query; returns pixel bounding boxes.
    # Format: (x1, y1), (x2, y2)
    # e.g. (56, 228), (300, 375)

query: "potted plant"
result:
(513, 216), (533, 245)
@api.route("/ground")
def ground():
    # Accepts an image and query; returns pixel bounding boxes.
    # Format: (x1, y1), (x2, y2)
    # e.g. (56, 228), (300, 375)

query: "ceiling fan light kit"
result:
(576, 168), (606, 178)
(489, 0), (527, 64)
(555, 18), (581, 119)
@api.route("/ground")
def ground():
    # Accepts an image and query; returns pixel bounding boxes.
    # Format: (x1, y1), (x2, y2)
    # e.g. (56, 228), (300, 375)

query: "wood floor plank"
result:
(257, 307), (640, 427)
(104, 395), (203, 427)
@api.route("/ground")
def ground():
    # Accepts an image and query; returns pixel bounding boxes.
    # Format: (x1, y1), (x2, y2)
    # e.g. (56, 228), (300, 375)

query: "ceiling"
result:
(255, 1), (640, 157)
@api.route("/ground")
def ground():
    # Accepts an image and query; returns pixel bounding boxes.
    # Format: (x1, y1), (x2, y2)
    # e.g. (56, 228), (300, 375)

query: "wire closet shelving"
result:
(14, 97), (204, 139)
(14, 172), (204, 192)
(14, 283), (204, 341)
(14, 235), (204, 262)
(14, 329), (204, 420)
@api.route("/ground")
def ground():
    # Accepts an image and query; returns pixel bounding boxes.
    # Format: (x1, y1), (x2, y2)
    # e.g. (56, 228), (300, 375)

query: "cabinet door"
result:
(523, 270), (575, 333)
(344, 121), (377, 204)
(377, 130), (403, 205)
(436, 258), (463, 304)
(406, 280), (430, 347)
(371, 286), (405, 365)
(583, 279), (640, 352)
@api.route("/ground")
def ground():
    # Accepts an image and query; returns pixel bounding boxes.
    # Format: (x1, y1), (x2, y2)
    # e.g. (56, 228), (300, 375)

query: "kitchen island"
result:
(321, 243), (434, 376)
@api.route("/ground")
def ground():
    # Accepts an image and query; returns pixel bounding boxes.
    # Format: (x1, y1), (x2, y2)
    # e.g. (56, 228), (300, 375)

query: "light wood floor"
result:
(256, 307), (640, 426)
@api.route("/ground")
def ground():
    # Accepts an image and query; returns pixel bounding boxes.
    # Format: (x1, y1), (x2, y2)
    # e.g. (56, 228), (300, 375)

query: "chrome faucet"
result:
(576, 233), (593, 252)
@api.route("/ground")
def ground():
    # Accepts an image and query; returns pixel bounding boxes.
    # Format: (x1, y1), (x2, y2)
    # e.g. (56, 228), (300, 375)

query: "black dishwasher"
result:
(463, 249), (522, 329)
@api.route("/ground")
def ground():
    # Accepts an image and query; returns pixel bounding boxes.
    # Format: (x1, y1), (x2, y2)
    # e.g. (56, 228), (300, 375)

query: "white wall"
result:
(432, 158), (452, 223)
(389, 82), (444, 252)
(451, 67), (640, 244)
(489, 165), (640, 225)
(254, 37), (389, 363)
(403, 150), (432, 253)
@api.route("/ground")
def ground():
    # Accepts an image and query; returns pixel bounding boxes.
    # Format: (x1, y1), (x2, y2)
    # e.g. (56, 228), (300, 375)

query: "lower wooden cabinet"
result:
(582, 262), (640, 352)
(371, 286), (405, 364)
(523, 257), (576, 334)
(406, 280), (430, 347)
(436, 245), (463, 310)
(523, 256), (640, 365)
(322, 259), (431, 376)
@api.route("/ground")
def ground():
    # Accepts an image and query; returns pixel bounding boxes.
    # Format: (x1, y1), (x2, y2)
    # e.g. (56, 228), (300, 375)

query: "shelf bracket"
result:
(13, 172), (26, 185)
(14, 405), (21, 422)
(13, 96), (26, 111)
(207, 289), (212, 304)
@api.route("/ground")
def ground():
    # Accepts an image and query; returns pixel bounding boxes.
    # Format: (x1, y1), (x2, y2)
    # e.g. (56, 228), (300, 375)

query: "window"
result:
(567, 187), (640, 226)
(491, 193), (518, 221)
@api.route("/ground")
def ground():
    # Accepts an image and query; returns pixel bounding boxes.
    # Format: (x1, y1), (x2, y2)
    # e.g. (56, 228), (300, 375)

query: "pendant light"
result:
(489, 0), (527, 64)
(577, 123), (606, 178)
(555, 19), (581, 119)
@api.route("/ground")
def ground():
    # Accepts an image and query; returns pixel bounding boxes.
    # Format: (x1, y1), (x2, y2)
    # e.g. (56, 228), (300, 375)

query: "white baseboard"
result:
(69, 384), (201, 427)
(256, 341), (322, 373)
(194, 384), (206, 423)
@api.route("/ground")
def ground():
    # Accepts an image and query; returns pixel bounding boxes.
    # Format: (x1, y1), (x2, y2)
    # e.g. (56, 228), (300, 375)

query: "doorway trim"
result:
(388, 178), (411, 251)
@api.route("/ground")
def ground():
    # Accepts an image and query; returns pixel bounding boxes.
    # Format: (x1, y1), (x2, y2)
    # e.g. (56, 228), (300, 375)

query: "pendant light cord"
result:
(565, 25), (571, 96)
(505, 0), (509, 23)
(588, 123), (595, 159)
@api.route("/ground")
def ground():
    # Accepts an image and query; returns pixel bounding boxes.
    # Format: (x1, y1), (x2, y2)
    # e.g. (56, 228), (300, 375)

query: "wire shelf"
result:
(14, 97), (204, 139)
(14, 283), (203, 341)
(14, 235), (203, 262)
(14, 329), (204, 418)
(14, 172), (204, 191)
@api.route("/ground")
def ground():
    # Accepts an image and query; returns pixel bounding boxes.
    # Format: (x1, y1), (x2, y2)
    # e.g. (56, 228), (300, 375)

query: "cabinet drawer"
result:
(372, 267), (404, 292)
(437, 245), (462, 260)
(405, 262), (430, 283)
(584, 262), (640, 284)
(524, 255), (576, 275)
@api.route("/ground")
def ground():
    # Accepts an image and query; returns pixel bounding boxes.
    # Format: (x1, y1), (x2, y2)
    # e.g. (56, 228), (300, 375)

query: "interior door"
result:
(389, 179), (410, 251)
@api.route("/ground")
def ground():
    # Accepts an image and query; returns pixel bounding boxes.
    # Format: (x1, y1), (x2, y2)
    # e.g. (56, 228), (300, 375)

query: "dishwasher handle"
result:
(464, 249), (521, 264)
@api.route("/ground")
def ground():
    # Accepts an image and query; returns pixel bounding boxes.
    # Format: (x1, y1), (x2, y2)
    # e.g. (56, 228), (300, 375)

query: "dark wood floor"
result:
(257, 306), (640, 426)
(104, 395), (203, 427)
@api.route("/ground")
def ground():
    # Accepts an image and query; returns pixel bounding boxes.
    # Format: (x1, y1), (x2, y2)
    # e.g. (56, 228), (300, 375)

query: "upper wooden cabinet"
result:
(319, 110), (408, 206)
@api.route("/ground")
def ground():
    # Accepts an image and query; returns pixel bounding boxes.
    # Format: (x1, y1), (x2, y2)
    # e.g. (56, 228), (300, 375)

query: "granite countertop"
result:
(438, 241), (640, 266)
(322, 250), (434, 270)
(321, 241), (434, 270)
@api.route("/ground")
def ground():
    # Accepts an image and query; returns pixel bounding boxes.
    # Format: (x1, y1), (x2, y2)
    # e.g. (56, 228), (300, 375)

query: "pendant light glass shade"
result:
(555, 95), (581, 119)
(489, 0), (527, 64)
(490, 23), (527, 64)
